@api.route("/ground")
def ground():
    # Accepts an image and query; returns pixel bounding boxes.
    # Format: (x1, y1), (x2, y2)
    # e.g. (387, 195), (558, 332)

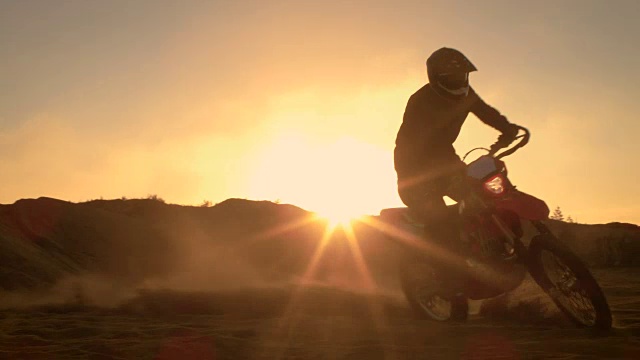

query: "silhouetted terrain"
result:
(0, 197), (639, 359)
(0, 197), (416, 296)
(1, 197), (638, 294)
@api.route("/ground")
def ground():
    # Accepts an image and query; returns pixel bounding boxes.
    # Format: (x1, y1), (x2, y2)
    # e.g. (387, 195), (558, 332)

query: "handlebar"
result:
(488, 126), (530, 159)
(460, 126), (531, 162)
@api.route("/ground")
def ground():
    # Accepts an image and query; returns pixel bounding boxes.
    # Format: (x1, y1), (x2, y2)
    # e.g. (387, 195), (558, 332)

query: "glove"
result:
(490, 123), (519, 154)
(497, 123), (519, 146)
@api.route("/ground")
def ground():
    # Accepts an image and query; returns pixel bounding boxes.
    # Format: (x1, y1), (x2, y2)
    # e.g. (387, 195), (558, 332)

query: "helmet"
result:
(427, 47), (477, 99)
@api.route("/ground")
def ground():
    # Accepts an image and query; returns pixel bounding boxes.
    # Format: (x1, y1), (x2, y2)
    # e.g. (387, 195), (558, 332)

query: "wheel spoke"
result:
(540, 250), (597, 326)
(568, 291), (594, 320)
(414, 285), (451, 321)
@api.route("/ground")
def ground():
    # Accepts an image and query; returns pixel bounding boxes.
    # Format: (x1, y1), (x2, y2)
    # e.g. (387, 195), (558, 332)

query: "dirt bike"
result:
(379, 127), (612, 329)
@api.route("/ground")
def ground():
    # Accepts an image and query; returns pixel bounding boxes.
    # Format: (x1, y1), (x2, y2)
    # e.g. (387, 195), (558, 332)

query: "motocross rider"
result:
(394, 47), (520, 297)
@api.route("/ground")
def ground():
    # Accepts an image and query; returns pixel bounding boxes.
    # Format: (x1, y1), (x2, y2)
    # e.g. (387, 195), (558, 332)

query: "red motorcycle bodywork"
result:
(467, 157), (550, 221)
(492, 189), (550, 221)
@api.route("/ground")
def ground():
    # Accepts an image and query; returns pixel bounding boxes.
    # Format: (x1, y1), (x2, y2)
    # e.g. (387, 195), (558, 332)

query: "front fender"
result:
(493, 190), (550, 220)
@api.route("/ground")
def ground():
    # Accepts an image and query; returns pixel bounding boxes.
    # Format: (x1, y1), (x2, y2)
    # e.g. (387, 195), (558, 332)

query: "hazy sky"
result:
(1, 0), (639, 224)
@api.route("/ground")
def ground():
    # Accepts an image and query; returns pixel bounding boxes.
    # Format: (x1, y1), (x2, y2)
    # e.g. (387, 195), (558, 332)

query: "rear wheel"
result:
(399, 262), (468, 322)
(528, 232), (612, 330)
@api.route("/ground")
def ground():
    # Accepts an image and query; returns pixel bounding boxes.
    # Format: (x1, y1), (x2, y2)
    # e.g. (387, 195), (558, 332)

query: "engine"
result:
(461, 209), (523, 260)
(460, 210), (527, 299)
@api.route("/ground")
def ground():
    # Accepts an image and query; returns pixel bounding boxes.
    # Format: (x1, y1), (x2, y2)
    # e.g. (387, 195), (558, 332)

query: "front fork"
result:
(460, 193), (526, 261)
(530, 220), (552, 234)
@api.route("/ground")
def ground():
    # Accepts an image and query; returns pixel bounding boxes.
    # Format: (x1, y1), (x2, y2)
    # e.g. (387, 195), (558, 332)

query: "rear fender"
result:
(493, 190), (550, 221)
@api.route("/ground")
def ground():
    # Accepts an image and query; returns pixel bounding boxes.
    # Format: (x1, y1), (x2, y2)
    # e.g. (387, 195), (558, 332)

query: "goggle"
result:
(438, 72), (469, 90)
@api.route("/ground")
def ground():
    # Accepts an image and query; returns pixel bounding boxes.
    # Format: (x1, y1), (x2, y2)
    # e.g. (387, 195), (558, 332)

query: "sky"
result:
(1, 0), (639, 225)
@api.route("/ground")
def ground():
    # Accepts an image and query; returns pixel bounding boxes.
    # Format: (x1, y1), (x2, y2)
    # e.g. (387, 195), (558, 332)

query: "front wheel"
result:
(528, 232), (612, 330)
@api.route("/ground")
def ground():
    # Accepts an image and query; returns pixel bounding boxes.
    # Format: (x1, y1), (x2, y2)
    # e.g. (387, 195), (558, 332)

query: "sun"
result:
(246, 133), (405, 224)
(314, 208), (362, 231)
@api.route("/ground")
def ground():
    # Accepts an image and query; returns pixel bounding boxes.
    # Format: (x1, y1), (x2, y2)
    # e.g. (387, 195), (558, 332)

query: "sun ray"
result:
(358, 215), (438, 255)
(296, 225), (336, 285)
(257, 210), (514, 358)
(342, 221), (376, 292)
(342, 221), (395, 358)
(258, 214), (318, 240)
(266, 224), (336, 359)
(359, 215), (521, 290)
(227, 213), (319, 252)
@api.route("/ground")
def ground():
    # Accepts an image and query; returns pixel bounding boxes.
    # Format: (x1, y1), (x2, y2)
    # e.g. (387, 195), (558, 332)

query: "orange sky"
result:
(1, 0), (639, 224)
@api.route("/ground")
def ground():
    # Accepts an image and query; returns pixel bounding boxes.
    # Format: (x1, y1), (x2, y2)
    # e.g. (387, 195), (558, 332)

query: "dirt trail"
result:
(0, 268), (638, 359)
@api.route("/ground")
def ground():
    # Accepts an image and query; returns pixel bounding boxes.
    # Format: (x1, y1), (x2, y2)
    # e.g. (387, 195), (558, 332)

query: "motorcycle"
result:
(379, 127), (612, 329)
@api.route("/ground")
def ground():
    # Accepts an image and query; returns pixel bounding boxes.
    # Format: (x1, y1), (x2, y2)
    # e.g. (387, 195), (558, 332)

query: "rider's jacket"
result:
(394, 84), (514, 180)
